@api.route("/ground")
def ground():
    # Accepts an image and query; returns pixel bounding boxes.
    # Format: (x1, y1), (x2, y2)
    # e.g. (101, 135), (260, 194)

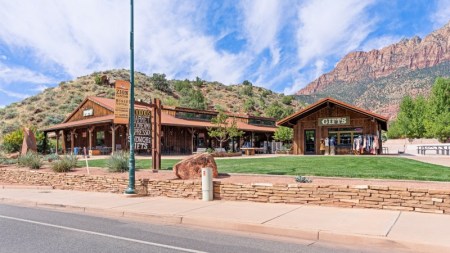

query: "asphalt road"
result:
(0, 204), (404, 253)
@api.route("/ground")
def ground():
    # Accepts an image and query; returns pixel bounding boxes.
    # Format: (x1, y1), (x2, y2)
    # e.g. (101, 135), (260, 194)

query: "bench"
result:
(214, 148), (226, 153)
(417, 145), (450, 155)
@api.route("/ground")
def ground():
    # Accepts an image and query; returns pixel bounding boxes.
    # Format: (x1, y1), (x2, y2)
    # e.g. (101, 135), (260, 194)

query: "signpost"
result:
(114, 80), (130, 124)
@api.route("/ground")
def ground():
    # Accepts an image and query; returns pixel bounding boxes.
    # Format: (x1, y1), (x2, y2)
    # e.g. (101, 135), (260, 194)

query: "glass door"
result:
(304, 130), (316, 154)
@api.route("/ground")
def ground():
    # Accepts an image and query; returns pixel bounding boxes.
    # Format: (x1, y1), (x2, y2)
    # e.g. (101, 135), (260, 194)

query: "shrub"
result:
(107, 151), (129, 172)
(4, 110), (17, 119)
(18, 152), (42, 170)
(281, 95), (294, 105)
(295, 176), (312, 183)
(2, 129), (23, 153)
(45, 153), (60, 162)
(51, 154), (77, 173)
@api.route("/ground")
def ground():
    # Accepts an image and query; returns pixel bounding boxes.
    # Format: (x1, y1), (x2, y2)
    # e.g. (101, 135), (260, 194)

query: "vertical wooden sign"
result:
(134, 109), (151, 150)
(114, 80), (130, 124)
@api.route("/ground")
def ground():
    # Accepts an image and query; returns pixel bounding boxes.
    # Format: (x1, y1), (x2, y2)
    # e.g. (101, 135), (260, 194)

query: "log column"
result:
(55, 131), (60, 154)
(61, 130), (66, 154)
(88, 126), (95, 151)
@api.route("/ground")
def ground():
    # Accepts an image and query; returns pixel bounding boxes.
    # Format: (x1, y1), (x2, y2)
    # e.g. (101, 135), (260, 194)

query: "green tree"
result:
(281, 95), (294, 105)
(273, 126), (293, 143)
(424, 77), (450, 141)
(151, 73), (170, 92)
(386, 120), (403, 139)
(180, 89), (207, 110)
(241, 80), (253, 96)
(208, 112), (244, 149)
(395, 96), (416, 138)
(265, 102), (294, 120)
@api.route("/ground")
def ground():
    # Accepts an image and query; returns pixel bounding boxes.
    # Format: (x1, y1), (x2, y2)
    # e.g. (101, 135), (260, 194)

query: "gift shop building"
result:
(277, 97), (388, 155)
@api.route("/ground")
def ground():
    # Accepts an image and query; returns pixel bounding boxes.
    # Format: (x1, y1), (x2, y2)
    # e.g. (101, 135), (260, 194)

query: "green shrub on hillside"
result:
(2, 129), (23, 153)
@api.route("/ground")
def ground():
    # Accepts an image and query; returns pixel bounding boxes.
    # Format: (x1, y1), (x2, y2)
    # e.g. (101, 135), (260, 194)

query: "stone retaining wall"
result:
(1, 168), (449, 214)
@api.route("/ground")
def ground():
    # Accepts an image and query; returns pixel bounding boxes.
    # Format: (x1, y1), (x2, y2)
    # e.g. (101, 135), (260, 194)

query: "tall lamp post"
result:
(125, 0), (136, 194)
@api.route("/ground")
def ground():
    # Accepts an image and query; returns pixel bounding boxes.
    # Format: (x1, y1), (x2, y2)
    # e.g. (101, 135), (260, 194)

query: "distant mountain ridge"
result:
(297, 21), (450, 118)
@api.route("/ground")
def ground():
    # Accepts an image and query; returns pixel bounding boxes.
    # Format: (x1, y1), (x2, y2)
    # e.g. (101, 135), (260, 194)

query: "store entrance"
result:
(304, 130), (315, 154)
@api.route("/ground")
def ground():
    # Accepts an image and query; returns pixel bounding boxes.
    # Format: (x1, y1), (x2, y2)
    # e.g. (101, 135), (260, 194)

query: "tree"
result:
(241, 80), (253, 96)
(1, 129), (23, 153)
(151, 73), (170, 92)
(273, 126), (293, 143)
(395, 96), (416, 138)
(281, 95), (294, 105)
(208, 112), (244, 149)
(424, 77), (450, 141)
(265, 102), (294, 120)
(180, 89), (207, 110)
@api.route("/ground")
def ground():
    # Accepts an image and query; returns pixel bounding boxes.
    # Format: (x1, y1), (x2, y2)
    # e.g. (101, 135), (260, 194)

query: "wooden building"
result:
(277, 98), (388, 155)
(42, 96), (277, 155)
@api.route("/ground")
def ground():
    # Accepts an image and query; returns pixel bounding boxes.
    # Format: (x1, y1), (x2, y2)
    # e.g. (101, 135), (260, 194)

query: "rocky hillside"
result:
(297, 21), (450, 118)
(0, 70), (302, 137)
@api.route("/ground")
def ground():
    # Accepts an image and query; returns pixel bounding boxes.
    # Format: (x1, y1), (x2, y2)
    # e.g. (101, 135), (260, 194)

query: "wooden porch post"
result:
(61, 130), (66, 154)
(43, 131), (48, 155)
(111, 124), (116, 153)
(152, 98), (162, 172)
(55, 131), (60, 155)
(88, 126), (95, 151)
(70, 129), (76, 155)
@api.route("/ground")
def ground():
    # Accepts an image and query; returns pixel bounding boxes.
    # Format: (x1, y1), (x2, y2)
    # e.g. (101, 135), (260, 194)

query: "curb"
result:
(1, 185), (54, 190)
(1, 198), (449, 253)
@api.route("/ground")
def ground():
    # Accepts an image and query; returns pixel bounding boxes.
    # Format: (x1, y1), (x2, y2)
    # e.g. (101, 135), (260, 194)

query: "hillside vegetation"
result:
(0, 69), (302, 138)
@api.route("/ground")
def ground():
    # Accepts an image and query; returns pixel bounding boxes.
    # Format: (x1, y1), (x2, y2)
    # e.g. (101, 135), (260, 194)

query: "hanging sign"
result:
(134, 109), (151, 149)
(318, 117), (350, 126)
(114, 80), (130, 124)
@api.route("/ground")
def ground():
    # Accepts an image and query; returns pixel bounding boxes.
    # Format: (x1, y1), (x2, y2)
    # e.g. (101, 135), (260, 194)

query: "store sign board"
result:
(318, 117), (350, 126)
(114, 80), (130, 124)
(134, 109), (151, 149)
(83, 109), (93, 117)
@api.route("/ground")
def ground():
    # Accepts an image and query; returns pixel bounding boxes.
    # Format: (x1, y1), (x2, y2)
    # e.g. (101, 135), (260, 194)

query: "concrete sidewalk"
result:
(1, 186), (449, 253)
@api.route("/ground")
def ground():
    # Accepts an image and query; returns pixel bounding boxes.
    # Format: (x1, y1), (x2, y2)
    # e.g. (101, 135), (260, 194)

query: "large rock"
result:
(173, 153), (218, 179)
(21, 128), (37, 155)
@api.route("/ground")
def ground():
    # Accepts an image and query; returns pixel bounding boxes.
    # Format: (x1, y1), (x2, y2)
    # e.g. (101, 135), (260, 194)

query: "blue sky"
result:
(0, 0), (449, 108)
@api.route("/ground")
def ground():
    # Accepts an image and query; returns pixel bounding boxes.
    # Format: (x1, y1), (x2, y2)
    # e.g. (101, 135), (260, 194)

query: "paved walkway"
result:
(1, 186), (449, 253)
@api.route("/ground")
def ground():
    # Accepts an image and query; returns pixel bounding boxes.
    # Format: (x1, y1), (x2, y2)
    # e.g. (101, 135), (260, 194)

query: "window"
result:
(328, 128), (362, 146)
(248, 118), (275, 126)
(175, 111), (214, 121)
(96, 131), (105, 146)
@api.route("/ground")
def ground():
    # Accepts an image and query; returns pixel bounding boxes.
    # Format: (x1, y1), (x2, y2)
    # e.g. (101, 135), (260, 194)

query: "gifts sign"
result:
(134, 109), (151, 150)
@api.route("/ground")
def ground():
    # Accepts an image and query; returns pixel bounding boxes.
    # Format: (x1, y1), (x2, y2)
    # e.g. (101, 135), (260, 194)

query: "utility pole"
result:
(125, 0), (136, 194)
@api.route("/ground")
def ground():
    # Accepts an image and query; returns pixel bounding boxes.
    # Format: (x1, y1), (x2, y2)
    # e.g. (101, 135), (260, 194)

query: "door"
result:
(304, 130), (316, 154)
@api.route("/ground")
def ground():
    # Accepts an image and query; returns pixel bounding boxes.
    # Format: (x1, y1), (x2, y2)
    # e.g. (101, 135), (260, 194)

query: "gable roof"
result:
(277, 97), (388, 130)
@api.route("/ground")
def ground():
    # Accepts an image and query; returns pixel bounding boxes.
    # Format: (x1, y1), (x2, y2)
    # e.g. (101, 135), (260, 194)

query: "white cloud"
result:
(296, 0), (375, 68)
(0, 55), (6, 60)
(0, 105), (5, 109)
(431, 0), (450, 29)
(361, 35), (402, 51)
(0, 63), (55, 84)
(0, 88), (29, 99)
(240, 0), (283, 58)
(0, 0), (250, 85)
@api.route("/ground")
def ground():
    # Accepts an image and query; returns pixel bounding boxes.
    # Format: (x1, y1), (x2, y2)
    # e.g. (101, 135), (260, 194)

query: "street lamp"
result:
(125, 0), (136, 194)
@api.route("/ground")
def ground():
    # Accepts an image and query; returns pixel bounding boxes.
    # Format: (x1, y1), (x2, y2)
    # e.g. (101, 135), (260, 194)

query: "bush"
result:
(107, 151), (129, 172)
(2, 129), (23, 153)
(45, 153), (60, 162)
(281, 95), (294, 105)
(18, 152), (42, 169)
(295, 176), (312, 183)
(51, 154), (77, 173)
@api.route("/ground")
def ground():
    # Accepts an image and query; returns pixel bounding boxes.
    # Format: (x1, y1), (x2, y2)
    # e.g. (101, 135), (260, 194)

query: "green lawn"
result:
(78, 156), (450, 182)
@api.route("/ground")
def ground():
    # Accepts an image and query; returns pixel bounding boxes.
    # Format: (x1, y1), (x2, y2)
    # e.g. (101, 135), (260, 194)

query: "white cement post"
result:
(201, 167), (213, 201)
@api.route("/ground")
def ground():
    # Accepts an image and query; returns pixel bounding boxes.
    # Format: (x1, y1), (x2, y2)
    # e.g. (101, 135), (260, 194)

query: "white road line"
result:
(0, 214), (208, 253)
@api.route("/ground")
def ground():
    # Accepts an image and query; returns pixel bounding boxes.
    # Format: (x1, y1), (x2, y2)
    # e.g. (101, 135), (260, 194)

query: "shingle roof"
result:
(44, 97), (276, 133)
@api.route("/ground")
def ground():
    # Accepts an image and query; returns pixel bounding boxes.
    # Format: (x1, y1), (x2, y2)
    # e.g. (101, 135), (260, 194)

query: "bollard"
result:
(201, 167), (213, 201)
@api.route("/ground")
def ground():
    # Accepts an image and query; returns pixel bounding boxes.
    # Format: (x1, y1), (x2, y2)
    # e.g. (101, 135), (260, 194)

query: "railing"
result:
(417, 145), (450, 155)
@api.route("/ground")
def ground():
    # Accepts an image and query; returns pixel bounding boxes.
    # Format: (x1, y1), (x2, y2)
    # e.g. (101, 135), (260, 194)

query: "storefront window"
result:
(328, 128), (362, 146)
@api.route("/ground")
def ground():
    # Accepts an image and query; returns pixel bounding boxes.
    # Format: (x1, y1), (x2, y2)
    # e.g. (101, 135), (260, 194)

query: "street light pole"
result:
(125, 0), (136, 194)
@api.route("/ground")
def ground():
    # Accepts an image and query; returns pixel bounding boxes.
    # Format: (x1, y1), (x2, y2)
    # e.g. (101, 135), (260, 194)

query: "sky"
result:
(0, 0), (449, 108)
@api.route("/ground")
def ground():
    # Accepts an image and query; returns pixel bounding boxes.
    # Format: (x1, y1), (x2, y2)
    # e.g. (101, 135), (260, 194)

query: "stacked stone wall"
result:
(1, 168), (449, 214)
